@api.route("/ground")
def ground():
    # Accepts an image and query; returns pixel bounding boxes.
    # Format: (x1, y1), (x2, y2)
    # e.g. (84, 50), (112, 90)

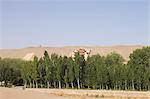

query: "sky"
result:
(0, 0), (150, 48)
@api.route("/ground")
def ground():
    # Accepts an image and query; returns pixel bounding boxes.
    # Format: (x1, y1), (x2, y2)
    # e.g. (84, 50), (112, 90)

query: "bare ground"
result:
(28, 88), (150, 99)
(1, 87), (150, 99)
(0, 87), (69, 99)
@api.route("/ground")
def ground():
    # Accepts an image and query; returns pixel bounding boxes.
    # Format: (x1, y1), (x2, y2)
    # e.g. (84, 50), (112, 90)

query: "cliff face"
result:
(0, 45), (144, 61)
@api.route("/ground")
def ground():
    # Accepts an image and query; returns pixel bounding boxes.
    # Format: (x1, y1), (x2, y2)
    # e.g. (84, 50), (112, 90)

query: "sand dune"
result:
(0, 45), (144, 61)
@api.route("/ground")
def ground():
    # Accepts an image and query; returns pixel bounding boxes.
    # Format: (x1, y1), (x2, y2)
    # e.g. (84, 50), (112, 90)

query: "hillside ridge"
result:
(0, 45), (145, 61)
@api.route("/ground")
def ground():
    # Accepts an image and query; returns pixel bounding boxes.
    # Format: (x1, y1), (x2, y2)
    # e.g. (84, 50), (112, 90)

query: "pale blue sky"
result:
(0, 0), (150, 48)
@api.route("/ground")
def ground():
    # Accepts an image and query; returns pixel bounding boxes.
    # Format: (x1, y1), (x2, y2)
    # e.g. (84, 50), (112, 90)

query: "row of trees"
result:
(0, 47), (150, 91)
(0, 58), (23, 86)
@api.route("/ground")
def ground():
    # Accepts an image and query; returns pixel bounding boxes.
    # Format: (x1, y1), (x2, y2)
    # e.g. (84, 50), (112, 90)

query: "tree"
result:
(37, 58), (46, 88)
(105, 52), (124, 90)
(0, 58), (23, 87)
(22, 61), (35, 88)
(43, 51), (51, 88)
(94, 55), (107, 89)
(32, 56), (39, 88)
(85, 55), (97, 89)
(74, 52), (85, 89)
(128, 47), (150, 90)
(63, 56), (70, 88)
(56, 56), (63, 89)
(68, 57), (75, 88)
(50, 53), (59, 88)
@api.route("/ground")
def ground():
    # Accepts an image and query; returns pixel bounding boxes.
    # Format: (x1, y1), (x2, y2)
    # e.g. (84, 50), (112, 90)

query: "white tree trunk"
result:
(36, 81), (38, 88)
(29, 81), (32, 88)
(132, 80), (134, 90)
(54, 81), (56, 88)
(71, 82), (74, 89)
(125, 80), (127, 90)
(59, 80), (61, 89)
(77, 79), (80, 89)
(40, 81), (43, 88)
(24, 80), (27, 88)
(66, 82), (69, 88)
(47, 81), (49, 89)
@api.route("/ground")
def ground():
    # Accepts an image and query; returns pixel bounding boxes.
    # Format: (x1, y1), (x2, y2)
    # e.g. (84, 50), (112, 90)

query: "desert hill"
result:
(0, 45), (144, 62)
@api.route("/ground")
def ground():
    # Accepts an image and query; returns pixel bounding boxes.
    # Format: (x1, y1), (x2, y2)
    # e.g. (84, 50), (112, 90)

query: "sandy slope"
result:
(0, 45), (144, 61)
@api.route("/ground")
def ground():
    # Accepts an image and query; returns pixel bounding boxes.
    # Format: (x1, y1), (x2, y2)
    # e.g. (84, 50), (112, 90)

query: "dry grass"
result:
(28, 88), (150, 99)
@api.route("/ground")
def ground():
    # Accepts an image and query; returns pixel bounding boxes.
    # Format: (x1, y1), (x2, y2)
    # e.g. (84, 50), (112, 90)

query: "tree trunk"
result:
(115, 82), (118, 90)
(114, 84), (116, 90)
(59, 80), (61, 89)
(81, 83), (83, 89)
(24, 80), (27, 88)
(101, 84), (102, 89)
(49, 82), (51, 88)
(32, 80), (35, 88)
(40, 81), (43, 88)
(66, 82), (69, 88)
(54, 81), (56, 88)
(100, 84), (103, 89)
(29, 81), (32, 88)
(93, 86), (95, 89)
(139, 80), (141, 91)
(148, 85), (150, 91)
(47, 81), (49, 89)
(119, 85), (121, 90)
(4, 81), (7, 87)
(71, 82), (74, 89)
(102, 84), (104, 89)
(106, 85), (108, 90)
(36, 80), (38, 88)
(132, 80), (134, 90)
(125, 80), (127, 90)
(77, 79), (80, 89)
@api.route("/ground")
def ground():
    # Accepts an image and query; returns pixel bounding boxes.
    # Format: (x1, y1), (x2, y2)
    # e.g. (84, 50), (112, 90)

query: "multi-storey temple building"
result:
(70, 48), (91, 60)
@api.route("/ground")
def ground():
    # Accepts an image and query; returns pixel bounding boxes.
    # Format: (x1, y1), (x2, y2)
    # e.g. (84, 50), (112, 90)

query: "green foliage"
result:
(74, 52), (85, 88)
(0, 58), (23, 86)
(127, 47), (150, 90)
(105, 52), (124, 89)
(43, 51), (51, 81)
